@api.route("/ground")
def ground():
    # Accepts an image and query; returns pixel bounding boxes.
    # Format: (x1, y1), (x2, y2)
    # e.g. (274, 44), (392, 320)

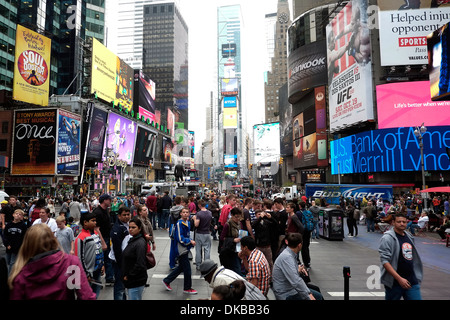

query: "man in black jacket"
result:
(252, 209), (277, 272)
(159, 191), (172, 230)
(110, 206), (131, 300)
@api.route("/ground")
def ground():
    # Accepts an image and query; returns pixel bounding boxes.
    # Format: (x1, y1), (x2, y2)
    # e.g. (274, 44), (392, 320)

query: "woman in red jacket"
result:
(8, 223), (96, 300)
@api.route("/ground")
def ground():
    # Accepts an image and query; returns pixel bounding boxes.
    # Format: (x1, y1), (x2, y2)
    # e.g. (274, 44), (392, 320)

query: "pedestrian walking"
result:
(192, 199), (212, 269)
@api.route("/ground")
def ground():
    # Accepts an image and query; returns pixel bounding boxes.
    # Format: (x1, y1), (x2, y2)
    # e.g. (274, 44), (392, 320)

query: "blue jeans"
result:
(313, 221), (320, 239)
(6, 252), (17, 274)
(385, 284), (422, 300)
(366, 218), (375, 232)
(164, 251), (192, 290)
(127, 286), (145, 300)
(90, 268), (103, 299)
(112, 262), (126, 300)
(286, 288), (323, 300)
(407, 222), (420, 235)
(161, 209), (170, 229)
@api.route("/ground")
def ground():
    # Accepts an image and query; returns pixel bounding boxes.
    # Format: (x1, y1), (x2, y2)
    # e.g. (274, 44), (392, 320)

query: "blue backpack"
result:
(302, 209), (315, 231)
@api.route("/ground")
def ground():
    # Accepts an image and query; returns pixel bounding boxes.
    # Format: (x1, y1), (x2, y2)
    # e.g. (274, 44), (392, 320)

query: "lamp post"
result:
(414, 123), (427, 211)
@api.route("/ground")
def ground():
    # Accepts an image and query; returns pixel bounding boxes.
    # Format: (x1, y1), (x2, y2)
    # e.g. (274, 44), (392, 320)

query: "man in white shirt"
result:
(407, 211), (429, 235)
(32, 207), (58, 234)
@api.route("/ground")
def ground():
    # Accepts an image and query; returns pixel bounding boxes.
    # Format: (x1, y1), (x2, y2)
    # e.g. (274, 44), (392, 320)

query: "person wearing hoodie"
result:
(379, 212), (423, 300)
(168, 196), (186, 269)
(8, 223), (96, 300)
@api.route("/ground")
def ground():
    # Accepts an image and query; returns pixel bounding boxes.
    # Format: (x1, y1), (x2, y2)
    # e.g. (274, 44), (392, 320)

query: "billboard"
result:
(378, 0), (450, 66)
(11, 109), (57, 175)
(327, 0), (374, 132)
(57, 109), (81, 175)
(428, 22), (450, 101)
(221, 78), (239, 96)
(134, 126), (157, 165)
(288, 40), (327, 103)
(162, 136), (174, 165)
(330, 126), (450, 175)
(224, 96), (237, 108)
(86, 107), (108, 161)
(253, 123), (280, 164)
(91, 38), (134, 112)
(13, 25), (51, 106)
(279, 83), (293, 156)
(376, 81), (450, 129)
(134, 69), (160, 124)
(223, 107), (238, 128)
(305, 184), (394, 204)
(188, 131), (195, 158)
(103, 112), (137, 165)
(222, 43), (237, 57)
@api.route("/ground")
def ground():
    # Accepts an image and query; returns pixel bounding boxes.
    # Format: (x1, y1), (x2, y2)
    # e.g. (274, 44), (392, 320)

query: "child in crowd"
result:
(3, 209), (28, 272)
(55, 216), (74, 255)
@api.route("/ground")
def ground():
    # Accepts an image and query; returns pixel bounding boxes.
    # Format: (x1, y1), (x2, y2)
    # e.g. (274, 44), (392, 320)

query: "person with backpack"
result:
(298, 201), (314, 269)
(168, 196), (186, 269)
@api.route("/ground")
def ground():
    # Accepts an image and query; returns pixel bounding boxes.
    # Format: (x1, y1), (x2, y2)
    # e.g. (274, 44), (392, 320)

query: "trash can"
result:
(319, 207), (344, 240)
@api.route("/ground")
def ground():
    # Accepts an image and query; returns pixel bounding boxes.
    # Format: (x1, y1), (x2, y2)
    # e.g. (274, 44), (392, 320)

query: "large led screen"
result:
(428, 22), (450, 101)
(134, 126), (157, 165)
(330, 126), (450, 175)
(253, 123), (280, 163)
(377, 81), (450, 128)
(103, 112), (137, 165)
(221, 78), (239, 96)
(134, 69), (160, 124)
(86, 107), (108, 161)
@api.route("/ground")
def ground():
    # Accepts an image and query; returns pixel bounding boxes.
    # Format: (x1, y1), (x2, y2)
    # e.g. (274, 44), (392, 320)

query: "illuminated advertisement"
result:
(188, 131), (195, 158)
(225, 170), (238, 178)
(378, 0), (450, 66)
(12, 109), (57, 175)
(327, 0), (374, 132)
(224, 96), (237, 108)
(57, 109), (81, 175)
(224, 129), (237, 155)
(91, 38), (134, 112)
(167, 108), (175, 139)
(104, 112), (137, 165)
(221, 78), (239, 96)
(162, 136), (174, 164)
(134, 69), (161, 124)
(428, 23), (450, 101)
(134, 126), (157, 165)
(330, 126), (450, 175)
(222, 43), (237, 57)
(86, 107), (108, 161)
(376, 81), (450, 129)
(223, 107), (238, 128)
(13, 25), (51, 106)
(224, 154), (238, 168)
(253, 123), (280, 163)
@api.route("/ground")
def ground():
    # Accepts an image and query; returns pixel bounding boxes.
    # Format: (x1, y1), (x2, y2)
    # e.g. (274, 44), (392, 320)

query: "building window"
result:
(1, 121), (7, 133)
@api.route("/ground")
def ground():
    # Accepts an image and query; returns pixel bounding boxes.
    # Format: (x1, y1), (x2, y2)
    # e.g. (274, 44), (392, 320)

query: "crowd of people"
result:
(1, 188), (449, 301)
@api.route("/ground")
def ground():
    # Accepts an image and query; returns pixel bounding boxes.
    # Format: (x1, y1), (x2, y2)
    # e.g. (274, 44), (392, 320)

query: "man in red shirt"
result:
(218, 194), (236, 227)
(146, 191), (157, 216)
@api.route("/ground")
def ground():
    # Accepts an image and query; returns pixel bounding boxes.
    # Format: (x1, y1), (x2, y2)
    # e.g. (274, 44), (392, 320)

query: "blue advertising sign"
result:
(305, 183), (393, 204)
(57, 109), (81, 175)
(224, 96), (237, 108)
(330, 126), (450, 175)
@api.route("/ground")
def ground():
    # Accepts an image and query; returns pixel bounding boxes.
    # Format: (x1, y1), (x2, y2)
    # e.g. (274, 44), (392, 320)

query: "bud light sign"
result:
(330, 126), (450, 174)
(306, 183), (393, 204)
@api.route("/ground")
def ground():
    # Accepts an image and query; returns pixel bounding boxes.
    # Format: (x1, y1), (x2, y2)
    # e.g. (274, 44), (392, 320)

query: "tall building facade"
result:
(264, 0), (290, 123)
(217, 4), (244, 183)
(142, 1), (189, 134)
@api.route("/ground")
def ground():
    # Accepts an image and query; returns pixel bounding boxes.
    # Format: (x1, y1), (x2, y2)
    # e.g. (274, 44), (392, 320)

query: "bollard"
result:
(343, 266), (351, 300)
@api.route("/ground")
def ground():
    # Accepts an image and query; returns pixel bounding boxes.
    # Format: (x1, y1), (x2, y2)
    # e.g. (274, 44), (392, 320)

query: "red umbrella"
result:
(420, 187), (450, 193)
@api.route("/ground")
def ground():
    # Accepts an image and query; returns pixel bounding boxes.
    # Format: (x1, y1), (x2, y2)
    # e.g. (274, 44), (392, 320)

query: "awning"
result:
(420, 187), (450, 193)
(231, 185), (243, 188)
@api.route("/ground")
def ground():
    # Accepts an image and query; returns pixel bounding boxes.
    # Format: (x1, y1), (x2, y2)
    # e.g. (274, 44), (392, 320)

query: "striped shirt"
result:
(246, 248), (271, 296)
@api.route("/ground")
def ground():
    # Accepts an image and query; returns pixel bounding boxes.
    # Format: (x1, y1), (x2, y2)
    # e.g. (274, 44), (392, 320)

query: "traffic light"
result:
(250, 164), (253, 170)
(279, 157), (284, 165)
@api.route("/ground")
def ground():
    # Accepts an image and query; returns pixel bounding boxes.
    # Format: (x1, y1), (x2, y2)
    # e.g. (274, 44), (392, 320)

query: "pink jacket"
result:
(9, 250), (96, 300)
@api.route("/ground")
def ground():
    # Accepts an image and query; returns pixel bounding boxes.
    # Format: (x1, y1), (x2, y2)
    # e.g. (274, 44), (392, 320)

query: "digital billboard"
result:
(91, 38), (134, 112)
(428, 22), (450, 101)
(330, 126), (450, 175)
(253, 123), (280, 164)
(222, 43), (237, 57)
(134, 126), (157, 166)
(327, 0), (374, 132)
(86, 107), (108, 161)
(134, 69), (160, 124)
(223, 107), (238, 128)
(12, 109), (57, 175)
(57, 109), (81, 175)
(224, 96), (237, 108)
(103, 112), (137, 165)
(162, 136), (174, 165)
(378, 0), (450, 66)
(188, 131), (195, 158)
(221, 78), (239, 96)
(13, 25), (51, 107)
(376, 81), (450, 129)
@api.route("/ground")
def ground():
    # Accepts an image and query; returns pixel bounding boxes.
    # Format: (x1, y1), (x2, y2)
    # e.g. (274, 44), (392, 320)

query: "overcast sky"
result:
(105, 0), (279, 147)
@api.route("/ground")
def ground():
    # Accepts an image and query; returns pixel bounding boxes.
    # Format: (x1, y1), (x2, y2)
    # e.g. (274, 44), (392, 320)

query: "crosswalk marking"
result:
(327, 292), (385, 297)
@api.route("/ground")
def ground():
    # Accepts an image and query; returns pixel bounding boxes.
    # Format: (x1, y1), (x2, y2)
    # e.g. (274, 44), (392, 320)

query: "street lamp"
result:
(414, 123), (427, 211)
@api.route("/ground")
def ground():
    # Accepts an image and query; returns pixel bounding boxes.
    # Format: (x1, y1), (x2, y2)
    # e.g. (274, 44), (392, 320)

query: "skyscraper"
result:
(142, 1), (189, 135)
(264, 0), (290, 123)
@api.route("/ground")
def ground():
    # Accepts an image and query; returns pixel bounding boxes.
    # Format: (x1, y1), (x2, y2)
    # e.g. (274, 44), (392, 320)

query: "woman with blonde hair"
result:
(8, 223), (95, 300)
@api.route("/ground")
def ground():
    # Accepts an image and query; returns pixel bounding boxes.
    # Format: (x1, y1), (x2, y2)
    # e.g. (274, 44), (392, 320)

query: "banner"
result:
(378, 0), (450, 66)
(12, 109), (57, 175)
(13, 25), (51, 106)
(327, 0), (374, 132)
(57, 110), (81, 175)
(134, 70), (160, 124)
(223, 107), (238, 128)
(86, 107), (108, 161)
(134, 126), (157, 165)
(253, 123), (280, 163)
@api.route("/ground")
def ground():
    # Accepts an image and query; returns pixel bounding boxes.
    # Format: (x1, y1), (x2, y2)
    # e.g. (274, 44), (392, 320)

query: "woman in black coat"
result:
(122, 217), (148, 300)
